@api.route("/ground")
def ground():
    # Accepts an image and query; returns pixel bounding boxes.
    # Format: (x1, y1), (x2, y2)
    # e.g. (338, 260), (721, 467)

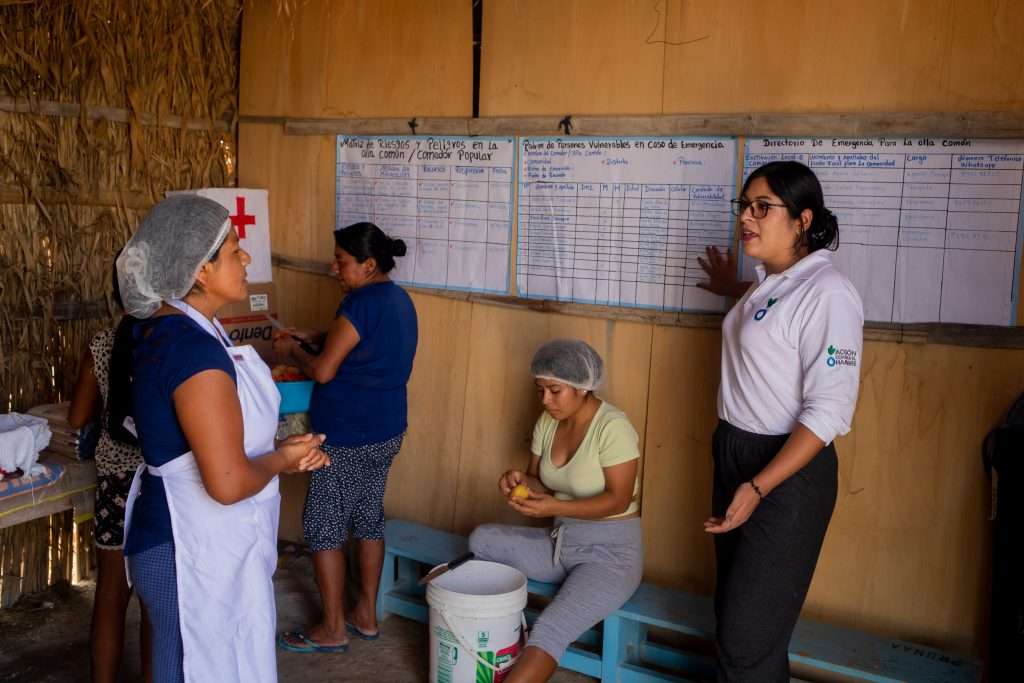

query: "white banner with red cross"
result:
(167, 188), (273, 283)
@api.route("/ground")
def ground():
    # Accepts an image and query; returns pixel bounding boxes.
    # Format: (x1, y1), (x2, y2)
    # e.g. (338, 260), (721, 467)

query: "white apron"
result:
(124, 299), (282, 683)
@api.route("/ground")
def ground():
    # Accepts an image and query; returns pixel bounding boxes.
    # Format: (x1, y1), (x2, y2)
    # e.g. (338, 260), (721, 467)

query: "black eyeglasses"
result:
(730, 198), (788, 219)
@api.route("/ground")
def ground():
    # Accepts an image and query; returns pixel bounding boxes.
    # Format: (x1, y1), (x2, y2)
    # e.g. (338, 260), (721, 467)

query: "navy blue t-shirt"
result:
(310, 281), (418, 447)
(123, 315), (236, 556)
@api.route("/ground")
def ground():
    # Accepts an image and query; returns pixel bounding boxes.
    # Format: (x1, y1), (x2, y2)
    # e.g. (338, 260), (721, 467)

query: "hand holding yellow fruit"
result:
(510, 484), (531, 500)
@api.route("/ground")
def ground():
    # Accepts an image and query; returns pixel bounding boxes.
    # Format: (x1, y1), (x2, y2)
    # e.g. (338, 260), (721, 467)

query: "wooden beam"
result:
(0, 185), (152, 210)
(245, 111), (1024, 138)
(271, 252), (331, 276)
(0, 96), (233, 133)
(474, 111), (1024, 138)
(270, 253), (1022, 349)
(52, 301), (111, 321)
(282, 117), (472, 136)
(0, 456), (96, 531)
(48, 272), (1017, 351)
(6, 301), (112, 322)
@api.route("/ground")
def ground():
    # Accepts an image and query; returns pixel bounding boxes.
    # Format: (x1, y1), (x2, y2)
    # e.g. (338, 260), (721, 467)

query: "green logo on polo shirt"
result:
(826, 345), (857, 367)
(753, 297), (779, 321)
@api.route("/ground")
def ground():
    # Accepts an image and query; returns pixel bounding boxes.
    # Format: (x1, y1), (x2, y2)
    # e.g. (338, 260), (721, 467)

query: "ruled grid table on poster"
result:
(743, 138), (1024, 325)
(517, 137), (737, 312)
(336, 136), (516, 294)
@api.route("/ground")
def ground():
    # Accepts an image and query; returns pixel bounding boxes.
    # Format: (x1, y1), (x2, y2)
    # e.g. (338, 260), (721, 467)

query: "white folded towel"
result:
(0, 413), (53, 476)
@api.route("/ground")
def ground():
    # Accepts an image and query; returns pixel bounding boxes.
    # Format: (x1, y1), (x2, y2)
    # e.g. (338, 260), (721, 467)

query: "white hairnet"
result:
(531, 339), (604, 391)
(116, 195), (231, 318)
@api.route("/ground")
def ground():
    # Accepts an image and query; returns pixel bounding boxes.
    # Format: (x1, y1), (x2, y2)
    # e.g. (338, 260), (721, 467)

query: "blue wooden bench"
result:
(378, 519), (982, 683)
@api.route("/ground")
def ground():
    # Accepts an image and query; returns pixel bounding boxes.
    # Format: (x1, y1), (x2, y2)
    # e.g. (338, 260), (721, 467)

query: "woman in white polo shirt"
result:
(706, 160), (863, 682)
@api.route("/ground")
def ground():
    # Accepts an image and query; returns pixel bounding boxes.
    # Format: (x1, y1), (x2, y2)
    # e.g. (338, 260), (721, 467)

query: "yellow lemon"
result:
(510, 484), (530, 500)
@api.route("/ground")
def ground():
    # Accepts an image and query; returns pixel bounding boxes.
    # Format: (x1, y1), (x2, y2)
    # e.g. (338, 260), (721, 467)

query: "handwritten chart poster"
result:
(744, 138), (1024, 325)
(336, 136), (516, 294)
(517, 137), (737, 312)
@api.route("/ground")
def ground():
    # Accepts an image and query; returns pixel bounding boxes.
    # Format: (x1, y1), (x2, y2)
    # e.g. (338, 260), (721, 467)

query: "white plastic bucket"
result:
(426, 560), (528, 683)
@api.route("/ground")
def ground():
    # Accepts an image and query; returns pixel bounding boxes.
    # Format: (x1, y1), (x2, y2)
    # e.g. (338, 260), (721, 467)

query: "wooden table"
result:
(0, 454), (97, 530)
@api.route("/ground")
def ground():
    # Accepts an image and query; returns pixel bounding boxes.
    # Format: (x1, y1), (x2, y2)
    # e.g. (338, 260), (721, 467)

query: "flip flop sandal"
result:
(345, 621), (380, 641)
(277, 630), (349, 653)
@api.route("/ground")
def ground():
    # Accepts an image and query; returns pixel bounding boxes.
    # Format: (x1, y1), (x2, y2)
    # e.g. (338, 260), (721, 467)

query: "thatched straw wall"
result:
(0, 0), (241, 412)
(1, 0), (242, 605)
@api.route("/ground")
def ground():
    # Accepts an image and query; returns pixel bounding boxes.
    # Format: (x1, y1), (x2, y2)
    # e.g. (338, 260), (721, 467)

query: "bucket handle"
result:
(436, 603), (529, 675)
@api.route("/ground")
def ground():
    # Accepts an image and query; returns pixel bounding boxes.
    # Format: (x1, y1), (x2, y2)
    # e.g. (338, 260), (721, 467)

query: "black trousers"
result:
(712, 420), (838, 683)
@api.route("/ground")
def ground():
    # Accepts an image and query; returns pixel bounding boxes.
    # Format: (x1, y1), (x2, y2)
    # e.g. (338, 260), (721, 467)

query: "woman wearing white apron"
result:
(115, 195), (329, 683)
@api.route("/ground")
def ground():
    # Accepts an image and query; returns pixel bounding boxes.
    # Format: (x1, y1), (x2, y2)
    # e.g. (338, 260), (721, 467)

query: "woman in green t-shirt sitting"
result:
(469, 339), (643, 683)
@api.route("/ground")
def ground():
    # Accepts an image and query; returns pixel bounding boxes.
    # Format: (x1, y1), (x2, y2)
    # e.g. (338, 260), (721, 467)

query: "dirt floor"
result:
(0, 546), (595, 682)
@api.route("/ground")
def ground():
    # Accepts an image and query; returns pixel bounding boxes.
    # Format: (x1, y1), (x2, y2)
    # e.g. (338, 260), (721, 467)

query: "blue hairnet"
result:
(116, 195), (231, 318)
(531, 339), (604, 391)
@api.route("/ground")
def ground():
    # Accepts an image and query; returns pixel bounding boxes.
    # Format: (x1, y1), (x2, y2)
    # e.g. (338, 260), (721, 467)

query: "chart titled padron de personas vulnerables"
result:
(517, 136), (738, 313)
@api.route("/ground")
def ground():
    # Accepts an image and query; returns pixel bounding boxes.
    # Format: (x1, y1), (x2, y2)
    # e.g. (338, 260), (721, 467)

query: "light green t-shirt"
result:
(532, 401), (641, 519)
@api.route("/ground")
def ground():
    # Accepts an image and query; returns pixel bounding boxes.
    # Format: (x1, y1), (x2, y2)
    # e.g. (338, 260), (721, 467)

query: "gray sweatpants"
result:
(468, 516), (643, 662)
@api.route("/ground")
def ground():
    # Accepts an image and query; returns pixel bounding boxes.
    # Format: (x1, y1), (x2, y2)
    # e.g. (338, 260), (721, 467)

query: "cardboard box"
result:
(217, 282), (279, 364)
(27, 402), (98, 460)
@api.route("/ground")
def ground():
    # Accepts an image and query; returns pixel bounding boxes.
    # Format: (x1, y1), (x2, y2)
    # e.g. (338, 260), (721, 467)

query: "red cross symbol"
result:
(230, 196), (256, 239)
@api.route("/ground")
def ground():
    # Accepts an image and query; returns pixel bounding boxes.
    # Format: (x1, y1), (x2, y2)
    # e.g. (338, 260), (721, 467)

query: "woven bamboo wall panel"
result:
(0, 0), (242, 605)
(0, 1), (241, 413)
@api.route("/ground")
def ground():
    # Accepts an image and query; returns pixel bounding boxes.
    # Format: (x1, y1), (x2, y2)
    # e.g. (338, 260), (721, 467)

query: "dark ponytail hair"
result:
(106, 255), (139, 446)
(333, 222), (407, 274)
(744, 161), (839, 253)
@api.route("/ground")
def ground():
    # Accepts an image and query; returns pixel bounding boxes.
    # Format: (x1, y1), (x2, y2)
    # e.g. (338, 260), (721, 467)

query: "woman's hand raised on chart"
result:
(697, 246), (748, 299)
(704, 483), (761, 534)
(279, 433), (330, 473)
(498, 469), (525, 497)
(508, 489), (559, 518)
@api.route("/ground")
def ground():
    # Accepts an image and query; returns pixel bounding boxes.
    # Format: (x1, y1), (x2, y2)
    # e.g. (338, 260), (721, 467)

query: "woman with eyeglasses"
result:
(704, 161), (863, 682)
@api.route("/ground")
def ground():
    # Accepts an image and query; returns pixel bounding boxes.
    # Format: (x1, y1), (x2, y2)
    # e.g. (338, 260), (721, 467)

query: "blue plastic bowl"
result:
(276, 380), (314, 415)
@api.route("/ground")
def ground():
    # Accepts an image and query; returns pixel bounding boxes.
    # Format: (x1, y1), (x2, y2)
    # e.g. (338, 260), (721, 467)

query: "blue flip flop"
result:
(345, 621), (380, 641)
(277, 630), (349, 653)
